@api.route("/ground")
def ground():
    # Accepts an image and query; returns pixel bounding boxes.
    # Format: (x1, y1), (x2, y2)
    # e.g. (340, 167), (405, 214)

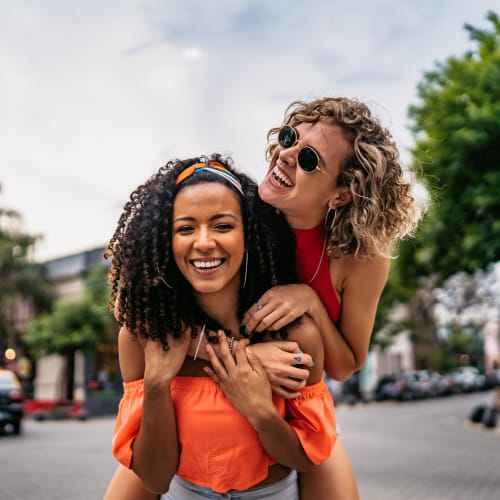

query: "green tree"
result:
(399, 10), (500, 284)
(0, 187), (53, 360)
(25, 265), (115, 399)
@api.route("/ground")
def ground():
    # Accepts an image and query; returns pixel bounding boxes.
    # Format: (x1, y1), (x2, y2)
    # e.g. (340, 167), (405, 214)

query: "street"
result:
(0, 391), (498, 499)
(339, 391), (500, 499)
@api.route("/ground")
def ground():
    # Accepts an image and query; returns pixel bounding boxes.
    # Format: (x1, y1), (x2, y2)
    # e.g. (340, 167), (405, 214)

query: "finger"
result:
(273, 386), (302, 399)
(245, 346), (266, 374)
(249, 309), (289, 334)
(273, 340), (301, 354)
(244, 304), (289, 338)
(272, 341), (314, 368)
(206, 344), (228, 379)
(275, 375), (308, 391)
(242, 298), (271, 333)
(291, 353), (314, 369)
(203, 366), (221, 385)
(232, 339), (250, 364)
(261, 312), (298, 332)
(216, 331), (237, 366)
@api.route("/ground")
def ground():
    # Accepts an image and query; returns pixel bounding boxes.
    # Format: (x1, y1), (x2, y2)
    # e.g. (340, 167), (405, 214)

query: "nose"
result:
(193, 227), (216, 251)
(278, 144), (299, 169)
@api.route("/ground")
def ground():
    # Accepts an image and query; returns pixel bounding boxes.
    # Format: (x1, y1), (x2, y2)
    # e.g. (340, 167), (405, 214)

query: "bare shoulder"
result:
(285, 316), (324, 384)
(118, 326), (145, 382)
(332, 253), (389, 296)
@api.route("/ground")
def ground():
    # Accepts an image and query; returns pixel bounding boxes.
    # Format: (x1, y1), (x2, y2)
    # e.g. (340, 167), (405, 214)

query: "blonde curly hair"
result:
(267, 97), (423, 259)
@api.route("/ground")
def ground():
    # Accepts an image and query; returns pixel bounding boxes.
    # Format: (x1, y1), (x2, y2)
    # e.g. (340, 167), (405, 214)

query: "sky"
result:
(1, 0), (497, 262)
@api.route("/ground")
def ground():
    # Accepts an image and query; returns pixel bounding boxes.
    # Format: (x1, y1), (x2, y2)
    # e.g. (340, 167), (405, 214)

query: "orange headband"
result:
(175, 161), (244, 195)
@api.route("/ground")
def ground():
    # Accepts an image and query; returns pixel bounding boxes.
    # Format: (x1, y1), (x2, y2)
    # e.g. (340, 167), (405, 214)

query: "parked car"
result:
(446, 366), (485, 393)
(374, 372), (425, 402)
(0, 369), (24, 435)
(418, 370), (456, 397)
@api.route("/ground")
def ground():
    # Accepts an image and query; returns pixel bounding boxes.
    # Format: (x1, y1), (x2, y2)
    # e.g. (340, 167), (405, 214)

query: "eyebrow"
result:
(173, 213), (239, 223)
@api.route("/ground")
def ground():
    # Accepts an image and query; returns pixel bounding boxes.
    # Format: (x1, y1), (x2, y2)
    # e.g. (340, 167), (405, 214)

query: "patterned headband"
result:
(175, 161), (244, 196)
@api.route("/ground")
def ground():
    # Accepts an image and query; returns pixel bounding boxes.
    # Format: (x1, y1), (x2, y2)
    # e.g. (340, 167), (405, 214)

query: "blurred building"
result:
(483, 320), (500, 371)
(30, 246), (120, 416)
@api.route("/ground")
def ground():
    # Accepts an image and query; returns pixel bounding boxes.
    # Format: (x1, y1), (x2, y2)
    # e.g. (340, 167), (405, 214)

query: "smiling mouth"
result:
(191, 258), (224, 270)
(271, 164), (294, 188)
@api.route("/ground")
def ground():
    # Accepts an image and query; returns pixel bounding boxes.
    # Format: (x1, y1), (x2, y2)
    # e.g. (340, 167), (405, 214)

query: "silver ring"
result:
(228, 337), (235, 354)
(256, 302), (264, 311)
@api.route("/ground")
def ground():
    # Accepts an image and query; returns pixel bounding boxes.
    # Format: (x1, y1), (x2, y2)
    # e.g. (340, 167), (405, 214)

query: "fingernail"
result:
(299, 349), (304, 353)
(240, 324), (249, 337)
(311, 360), (316, 367)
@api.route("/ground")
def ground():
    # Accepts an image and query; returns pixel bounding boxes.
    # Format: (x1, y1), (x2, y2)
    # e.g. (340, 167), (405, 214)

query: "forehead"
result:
(173, 182), (242, 217)
(296, 119), (353, 172)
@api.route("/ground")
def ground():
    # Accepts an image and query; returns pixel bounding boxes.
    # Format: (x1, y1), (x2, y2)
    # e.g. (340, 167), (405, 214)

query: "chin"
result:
(259, 181), (288, 211)
(259, 177), (278, 202)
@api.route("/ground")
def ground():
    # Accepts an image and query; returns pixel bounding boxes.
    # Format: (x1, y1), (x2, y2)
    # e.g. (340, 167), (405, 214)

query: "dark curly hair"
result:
(105, 154), (298, 350)
(267, 97), (423, 259)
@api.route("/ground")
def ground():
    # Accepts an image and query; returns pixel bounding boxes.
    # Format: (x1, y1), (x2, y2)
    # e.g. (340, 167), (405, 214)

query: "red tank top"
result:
(294, 225), (340, 322)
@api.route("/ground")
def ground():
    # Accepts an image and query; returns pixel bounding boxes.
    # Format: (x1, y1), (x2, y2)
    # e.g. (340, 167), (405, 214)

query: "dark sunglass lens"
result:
(278, 126), (297, 148)
(298, 147), (319, 172)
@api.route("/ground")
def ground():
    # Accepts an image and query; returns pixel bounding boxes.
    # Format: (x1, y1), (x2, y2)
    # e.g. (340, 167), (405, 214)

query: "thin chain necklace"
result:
(307, 232), (327, 284)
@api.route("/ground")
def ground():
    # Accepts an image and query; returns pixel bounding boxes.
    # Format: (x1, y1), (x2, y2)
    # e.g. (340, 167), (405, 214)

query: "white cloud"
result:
(0, 0), (496, 260)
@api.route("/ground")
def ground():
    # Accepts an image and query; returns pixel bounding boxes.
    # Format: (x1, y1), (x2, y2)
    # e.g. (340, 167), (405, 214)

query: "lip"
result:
(267, 161), (294, 189)
(189, 257), (225, 274)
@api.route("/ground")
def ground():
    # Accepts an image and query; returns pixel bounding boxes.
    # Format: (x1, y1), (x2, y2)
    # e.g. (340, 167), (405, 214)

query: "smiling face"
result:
(259, 118), (354, 229)
(172, 182), (245, 300)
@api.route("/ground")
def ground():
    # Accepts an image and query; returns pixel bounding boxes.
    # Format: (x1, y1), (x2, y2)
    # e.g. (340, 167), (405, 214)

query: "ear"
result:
(328, 187), (352, 210)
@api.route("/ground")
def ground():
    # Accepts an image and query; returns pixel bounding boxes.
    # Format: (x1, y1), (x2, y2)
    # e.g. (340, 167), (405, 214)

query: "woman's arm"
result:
(313, 256), (389, 380)
(242, 256), (389, 381)
(204, 320), (329, 472)
(104, 329), (159, 500)
(116, 327), (190, 494)
(247, 341), (313, 398)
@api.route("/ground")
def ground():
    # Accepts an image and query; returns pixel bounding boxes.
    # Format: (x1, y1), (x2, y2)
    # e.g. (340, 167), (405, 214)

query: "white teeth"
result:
(272, 165), (293, 187)
(192, 259), (222, 269)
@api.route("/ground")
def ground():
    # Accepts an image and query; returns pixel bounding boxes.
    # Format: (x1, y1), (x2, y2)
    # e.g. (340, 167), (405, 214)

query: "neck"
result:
(194, 289), (240, 333)
(281, 206), (326, 230)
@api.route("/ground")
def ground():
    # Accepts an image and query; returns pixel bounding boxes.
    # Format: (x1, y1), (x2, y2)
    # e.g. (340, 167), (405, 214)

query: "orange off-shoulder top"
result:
(113, 376), (336, 493)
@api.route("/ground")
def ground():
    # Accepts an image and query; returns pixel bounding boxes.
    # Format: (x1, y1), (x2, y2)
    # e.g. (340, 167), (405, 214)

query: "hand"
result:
(248, 342), (312, 398)
(241, 284), (315, 334)
(138, 333), (191, 388)
(204, 332), (274, 420)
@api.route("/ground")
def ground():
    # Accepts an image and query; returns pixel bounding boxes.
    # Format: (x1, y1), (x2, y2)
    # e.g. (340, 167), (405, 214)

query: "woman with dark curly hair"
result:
(104, 155), (336, 499)
(240, 96), (424, 499)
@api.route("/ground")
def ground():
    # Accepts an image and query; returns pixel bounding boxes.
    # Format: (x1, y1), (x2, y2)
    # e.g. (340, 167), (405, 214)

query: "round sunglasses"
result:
(278, 125), (321, 173)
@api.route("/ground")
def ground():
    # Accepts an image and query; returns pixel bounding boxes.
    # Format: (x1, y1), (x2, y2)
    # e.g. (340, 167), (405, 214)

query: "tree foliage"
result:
(0, 187), (53, 353)
(399, 11), (500, 283)
(25, 266), (115, 357)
